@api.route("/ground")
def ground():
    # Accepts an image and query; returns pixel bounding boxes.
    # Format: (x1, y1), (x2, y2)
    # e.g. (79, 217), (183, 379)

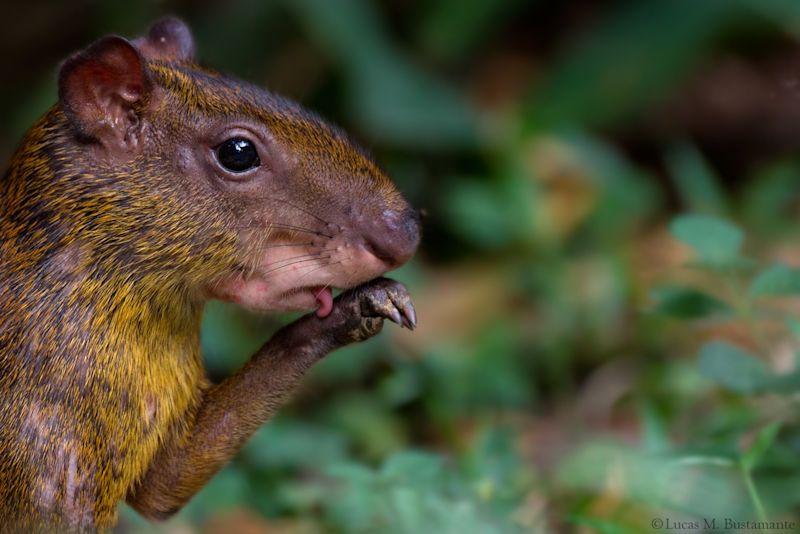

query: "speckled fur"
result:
(0, 19), (417, 533)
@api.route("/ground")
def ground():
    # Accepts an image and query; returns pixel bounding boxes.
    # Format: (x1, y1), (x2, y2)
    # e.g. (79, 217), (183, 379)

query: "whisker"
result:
(247, 229), (270, 278)
(249, 195), (332, 226)
(260, 248), (337, 271)
(253, 242), (314, 249)
(259, 255), (333, 278)
(293, 260), (342, 287)
(233, 222), (333, 239)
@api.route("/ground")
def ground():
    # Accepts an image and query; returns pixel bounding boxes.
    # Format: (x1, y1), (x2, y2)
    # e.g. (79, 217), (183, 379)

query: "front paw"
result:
(326, 278), (417, 345)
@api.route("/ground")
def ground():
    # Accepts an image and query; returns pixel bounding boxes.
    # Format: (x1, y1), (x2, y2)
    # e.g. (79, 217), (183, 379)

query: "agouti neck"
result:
(2, 107), (203, 338)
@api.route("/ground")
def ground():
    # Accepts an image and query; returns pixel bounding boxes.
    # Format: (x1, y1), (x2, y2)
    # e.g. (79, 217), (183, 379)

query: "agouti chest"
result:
(101, 306), (206, 473)
(6, 281), (207, 526)
(69, 330), (205, 527)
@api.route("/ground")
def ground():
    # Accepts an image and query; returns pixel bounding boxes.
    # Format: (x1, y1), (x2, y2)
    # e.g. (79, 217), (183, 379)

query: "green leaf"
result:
(381, 451), (445, 489)
(787, 318), (800, 339)
(443, 178), (520, 250)
(243, 420), (347, 470)
(650, 286), (731, 319)
(554, 131), (660, 242)
(697, 342), (800, 394)
(666, 142), (728, 215)
(324, 451), (518, 534)
(326, 462), (376, 485)
(285, 0), (478, 148)
(418, 0), (525, 62)
(750, 264), (800, 297)
(697, 341), (772, 394)
(639, 402), (670, 453)
(324, 393), (406, 460)
(672, 456), (736, 468)
(740, 162), (800, 236)
(523, 0), (735, 131)
(740, 0), (800, 38)
(201, 300), (275, 376)
(742, 422), (782, 471)
(558, 442), (744, 518)
(670, 214), (745, 267)
(180, 466), (250, 520)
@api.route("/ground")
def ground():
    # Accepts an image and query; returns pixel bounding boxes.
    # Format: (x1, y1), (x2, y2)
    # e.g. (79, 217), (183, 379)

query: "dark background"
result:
(4, 1), (800, 532)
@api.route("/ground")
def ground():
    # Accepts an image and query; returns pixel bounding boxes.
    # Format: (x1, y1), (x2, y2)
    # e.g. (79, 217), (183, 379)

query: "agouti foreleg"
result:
(126, 278), (415, 518)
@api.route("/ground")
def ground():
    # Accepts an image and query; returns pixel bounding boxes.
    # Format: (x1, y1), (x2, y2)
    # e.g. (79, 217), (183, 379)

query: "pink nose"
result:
(361, 207), (420, 269)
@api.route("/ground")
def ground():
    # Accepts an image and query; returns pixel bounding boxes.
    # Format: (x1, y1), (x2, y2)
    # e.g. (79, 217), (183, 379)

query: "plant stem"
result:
(741, 464), (768, 523)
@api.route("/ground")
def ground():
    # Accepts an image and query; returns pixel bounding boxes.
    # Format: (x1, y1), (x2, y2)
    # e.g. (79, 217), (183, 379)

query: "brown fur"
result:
(0, 18), (418, 533)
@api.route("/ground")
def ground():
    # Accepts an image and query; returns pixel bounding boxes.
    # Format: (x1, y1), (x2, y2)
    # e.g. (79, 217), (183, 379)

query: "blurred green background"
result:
(6, 0), (800, 532)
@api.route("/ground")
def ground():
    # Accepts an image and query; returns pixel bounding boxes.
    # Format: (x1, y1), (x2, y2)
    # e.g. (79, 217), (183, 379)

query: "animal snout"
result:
(361, 206), (420, 269)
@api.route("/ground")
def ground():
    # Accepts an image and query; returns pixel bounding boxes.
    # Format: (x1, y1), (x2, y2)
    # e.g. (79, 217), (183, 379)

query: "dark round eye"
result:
(215, 137), (260, 173)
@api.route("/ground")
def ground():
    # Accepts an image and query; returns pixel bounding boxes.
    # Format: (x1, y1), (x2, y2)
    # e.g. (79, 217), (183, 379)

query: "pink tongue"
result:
(315, 287), (334, 318)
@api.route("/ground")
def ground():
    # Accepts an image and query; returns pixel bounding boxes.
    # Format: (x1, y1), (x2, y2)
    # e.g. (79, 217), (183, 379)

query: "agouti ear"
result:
(134, 17), (195, 62)
(58, 36), (151, 152)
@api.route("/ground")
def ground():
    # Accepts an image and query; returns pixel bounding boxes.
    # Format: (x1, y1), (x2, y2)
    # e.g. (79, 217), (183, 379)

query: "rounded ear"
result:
(58, 36), (151, 150)
(133, 17), (195, 62)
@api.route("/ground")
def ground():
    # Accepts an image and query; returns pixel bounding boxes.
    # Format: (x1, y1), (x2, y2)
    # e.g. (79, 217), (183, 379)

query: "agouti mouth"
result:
(284, 285), (334, 318)
(312, 286), (334, 318)
(209, 233), (395, 315)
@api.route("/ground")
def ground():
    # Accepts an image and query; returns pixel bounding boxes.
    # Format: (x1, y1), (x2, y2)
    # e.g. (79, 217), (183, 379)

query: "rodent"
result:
(0, 17), (419, 533)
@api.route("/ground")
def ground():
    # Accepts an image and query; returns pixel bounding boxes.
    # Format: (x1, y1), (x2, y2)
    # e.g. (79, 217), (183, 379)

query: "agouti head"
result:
(12, 17), (418, 317)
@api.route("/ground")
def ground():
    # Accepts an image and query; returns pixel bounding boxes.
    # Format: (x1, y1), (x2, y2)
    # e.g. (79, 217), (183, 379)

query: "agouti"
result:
(0, 17), (419, 532)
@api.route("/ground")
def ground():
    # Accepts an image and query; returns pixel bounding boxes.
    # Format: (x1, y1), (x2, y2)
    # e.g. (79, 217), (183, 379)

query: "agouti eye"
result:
(215, 137), (260, 173)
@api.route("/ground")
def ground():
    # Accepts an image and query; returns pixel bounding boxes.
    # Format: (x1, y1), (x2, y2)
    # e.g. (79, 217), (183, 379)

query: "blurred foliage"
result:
(6, 0), (800, 532)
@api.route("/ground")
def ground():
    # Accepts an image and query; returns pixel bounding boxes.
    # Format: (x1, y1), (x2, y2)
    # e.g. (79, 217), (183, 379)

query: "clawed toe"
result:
(359, 279), (417, 330)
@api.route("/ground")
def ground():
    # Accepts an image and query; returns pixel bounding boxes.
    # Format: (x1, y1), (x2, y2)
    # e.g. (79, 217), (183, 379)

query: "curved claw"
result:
(386, 306), (403, 326)
(400, 301), (416, 330)
(384, 285), (416, 330)
(326, 278), (417, 345)
(355, 279), (416, 329)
